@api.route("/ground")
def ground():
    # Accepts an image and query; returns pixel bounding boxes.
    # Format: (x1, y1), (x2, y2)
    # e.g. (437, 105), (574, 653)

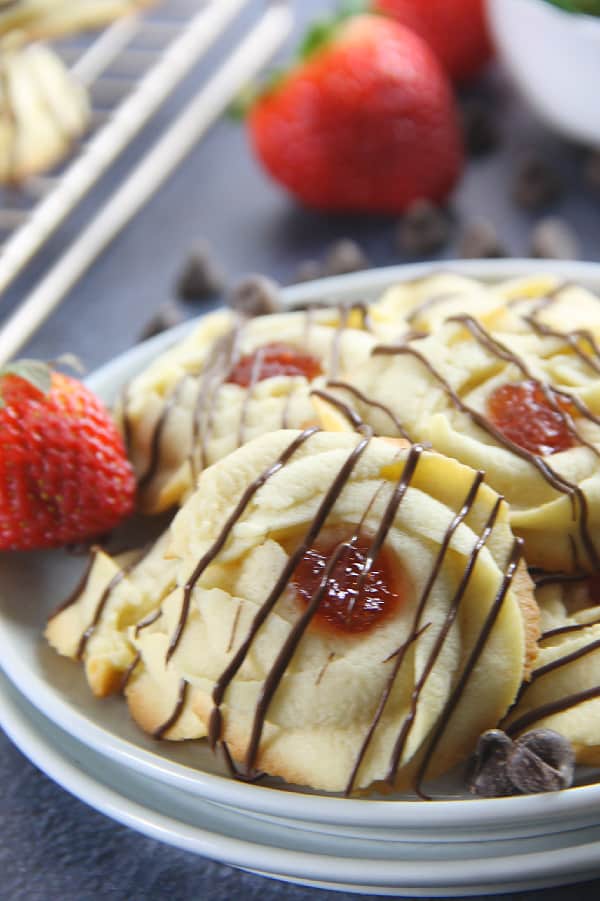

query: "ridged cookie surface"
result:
(117, 308), (376, 513)
(321, 295), (600, 573)
(127, 429), (537, 794)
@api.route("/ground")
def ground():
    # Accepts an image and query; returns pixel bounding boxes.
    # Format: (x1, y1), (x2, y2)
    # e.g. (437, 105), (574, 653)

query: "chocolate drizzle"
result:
(75, 567), (126, 660)
(166, 427), (320, 663)
(123, 303), (371, 502)
(506, 686), (600, 739)
(153, 679), (189, 740)
(448, 314), (600, 458)
(508, 633), (600, 719)
(137, 377), (190, 493)
(382, 470), (487, 786)
(146, 428), (528, 793)
(190, 323), (244, 479)
(74, 542), (154, 659)
(525, 317), (600, 375)
(405, 292), (462, 326)
(415, 536), (522, 798)
(119, 652), (141, 692)
(134, 608), (162, 638)
(326, 380), (412, 441)
(541, 620), (600, 642)
(208, 434), (372, 771)
(373, 334), (600, 570)
(310, 388), (370, 434)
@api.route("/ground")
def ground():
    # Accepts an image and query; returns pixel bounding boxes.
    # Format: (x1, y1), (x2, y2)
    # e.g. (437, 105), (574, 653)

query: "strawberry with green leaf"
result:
(0, 360), (135, 550)
(247, 12), (463, 214)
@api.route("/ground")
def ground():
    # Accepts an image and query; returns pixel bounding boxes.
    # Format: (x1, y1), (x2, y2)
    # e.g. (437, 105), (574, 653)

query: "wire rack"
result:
(0, 0), (293, 362)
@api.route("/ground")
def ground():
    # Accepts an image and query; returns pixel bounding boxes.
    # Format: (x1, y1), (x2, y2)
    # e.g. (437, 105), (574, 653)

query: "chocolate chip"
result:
(138, 300), (185, 341)
(293, 259), (325, 284)
(458, 219), (507, 259)
(469, 728), (575, 798)
(516, 728), (575, 787)
(176, 240), (226, 302)
(323, 239), (369, 276)
(530, 217), (580, 260)
(469, 730), (516, 797)
(512, 155), (563, 211)
(583, 150), (600, 192)
(461, 99), (500, 157)
(227, 274), (282, 317)
(396, 200), (451, 257)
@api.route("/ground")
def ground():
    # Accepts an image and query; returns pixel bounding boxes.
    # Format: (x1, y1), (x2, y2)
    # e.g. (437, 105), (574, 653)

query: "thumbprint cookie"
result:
(125, 430), (538, 794)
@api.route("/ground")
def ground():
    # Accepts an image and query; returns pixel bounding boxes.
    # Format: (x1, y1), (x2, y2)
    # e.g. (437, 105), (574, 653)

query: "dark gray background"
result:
(2, 0), (600, 898)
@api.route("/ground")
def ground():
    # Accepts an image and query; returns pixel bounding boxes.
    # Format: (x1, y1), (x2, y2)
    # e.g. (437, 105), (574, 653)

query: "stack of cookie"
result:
(0, 0), (151, 184)
(46, 272), (600, 796)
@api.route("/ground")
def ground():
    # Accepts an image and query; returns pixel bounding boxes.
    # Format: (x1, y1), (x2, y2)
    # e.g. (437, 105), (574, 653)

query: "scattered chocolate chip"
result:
(323, 239), (370, 276)
(293, 259), (325, 284)
(227, 274), (282, 317)
(468, 730), (516, 797)
(512, 155), (563, 211)
(461, 99), (500, 157)
(469, 728), (575, 798)
(458, 219), (507, 259)
(530, 217), (580, 260)
(583, 150), (600, 193)
(138, 300), (185, 341)
(507, 730), (575, 794)
(176, 240), (226, 302)
(396, 200), (451, 257)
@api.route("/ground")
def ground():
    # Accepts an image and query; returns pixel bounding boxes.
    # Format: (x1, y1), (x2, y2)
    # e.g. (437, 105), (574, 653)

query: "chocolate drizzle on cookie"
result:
(208, 434), (373, 773)
(151, 427), (524, 795)
(373, 326), (600, 570)
(326, 380), (412, 441)
(505, 630), (600, 739)
(153, 679), (189, 740)
(121, 303), (373, 506)
(166, 427), (320, 664)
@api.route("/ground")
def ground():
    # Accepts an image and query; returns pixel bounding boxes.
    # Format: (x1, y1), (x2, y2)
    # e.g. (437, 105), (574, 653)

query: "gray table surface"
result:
(2, 1), (600, 898)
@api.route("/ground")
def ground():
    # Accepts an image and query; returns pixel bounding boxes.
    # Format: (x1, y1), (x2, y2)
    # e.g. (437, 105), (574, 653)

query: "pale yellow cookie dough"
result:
(127, 429), (536, 794)
(320, 309), (600, 573)
(45, 530), (178, 697)
(118, 308), (376, 514)
(505, 621), (600, 767)
(0, 41), (89, 184)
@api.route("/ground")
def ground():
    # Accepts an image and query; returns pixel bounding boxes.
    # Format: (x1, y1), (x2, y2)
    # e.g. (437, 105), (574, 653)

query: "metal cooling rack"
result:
(0, 0), (293, 363)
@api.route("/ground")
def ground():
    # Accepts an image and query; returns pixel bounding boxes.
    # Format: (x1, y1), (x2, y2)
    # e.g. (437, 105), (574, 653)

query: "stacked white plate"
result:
(3, 261), (600, 896)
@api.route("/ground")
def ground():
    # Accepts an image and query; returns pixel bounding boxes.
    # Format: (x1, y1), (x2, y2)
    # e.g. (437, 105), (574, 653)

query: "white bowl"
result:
(487, 0), (600, 146)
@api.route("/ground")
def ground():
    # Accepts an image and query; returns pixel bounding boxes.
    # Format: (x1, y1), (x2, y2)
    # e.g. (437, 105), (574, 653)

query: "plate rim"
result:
(3, 669), (600, 894)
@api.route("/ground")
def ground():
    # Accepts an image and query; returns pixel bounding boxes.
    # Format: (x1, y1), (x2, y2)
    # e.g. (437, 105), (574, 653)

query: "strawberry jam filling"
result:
(487, 380), (575, 457)
(292, 538), (404, 635)
(226, 343), (322, 388)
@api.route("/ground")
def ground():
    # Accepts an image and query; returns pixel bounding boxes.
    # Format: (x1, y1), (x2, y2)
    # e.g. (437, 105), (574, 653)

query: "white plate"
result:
(3, 260), (600, 841)
(4, 669), (600, 895)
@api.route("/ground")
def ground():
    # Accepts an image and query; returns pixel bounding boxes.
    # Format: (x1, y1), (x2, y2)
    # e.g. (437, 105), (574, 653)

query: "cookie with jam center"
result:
(117, 307), (375, 514)
(319, 288), (600, 573)
(126, 429), (537, 794)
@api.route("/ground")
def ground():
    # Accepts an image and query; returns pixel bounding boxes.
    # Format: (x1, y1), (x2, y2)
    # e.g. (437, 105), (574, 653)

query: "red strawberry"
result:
(373, 0), (493, 82)
(248, 13), (463, 214)
(0, 361), (135, 550)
